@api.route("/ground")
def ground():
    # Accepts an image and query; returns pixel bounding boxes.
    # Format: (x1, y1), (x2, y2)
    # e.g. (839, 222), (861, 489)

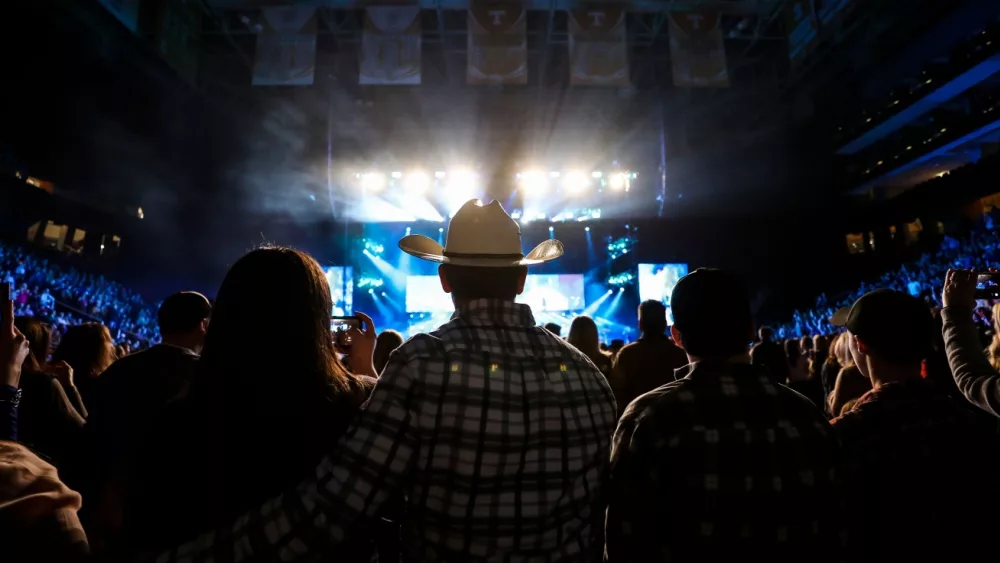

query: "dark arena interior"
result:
(3, 0), (1000, 560)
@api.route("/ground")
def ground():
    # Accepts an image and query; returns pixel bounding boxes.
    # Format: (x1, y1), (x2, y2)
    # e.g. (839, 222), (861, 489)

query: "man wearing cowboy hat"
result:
(154, 199), (617, 562)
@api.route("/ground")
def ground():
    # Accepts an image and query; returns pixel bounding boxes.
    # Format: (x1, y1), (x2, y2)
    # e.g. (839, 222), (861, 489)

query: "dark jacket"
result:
(124, 373), (378, 559)
(17, 371), (85, 466)
(610, 334), (688, 414)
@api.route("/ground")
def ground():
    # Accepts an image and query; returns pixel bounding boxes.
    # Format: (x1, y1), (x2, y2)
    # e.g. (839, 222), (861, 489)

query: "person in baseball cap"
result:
(828, 289), (998, 560)
(829, 289), (932, 368)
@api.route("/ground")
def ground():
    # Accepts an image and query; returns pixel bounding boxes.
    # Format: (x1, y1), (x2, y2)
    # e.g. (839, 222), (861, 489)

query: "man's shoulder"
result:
(619, 378), (691, 421)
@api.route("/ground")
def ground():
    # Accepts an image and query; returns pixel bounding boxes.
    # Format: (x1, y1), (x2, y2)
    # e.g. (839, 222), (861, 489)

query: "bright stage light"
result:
(520, 170), (549, 195)
(563, 171), (589, 193)
(585, 227), (591, 232)
(608, 173), (628, 191)
(391, 171), (403, 179)
(361, 172), (386, 192)
(404, 171), (431, 194)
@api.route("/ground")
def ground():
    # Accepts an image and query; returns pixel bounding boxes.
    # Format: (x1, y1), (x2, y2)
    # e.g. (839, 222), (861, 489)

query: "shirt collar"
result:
(452, 298), (537, 328)
(157, 342), (199, 356)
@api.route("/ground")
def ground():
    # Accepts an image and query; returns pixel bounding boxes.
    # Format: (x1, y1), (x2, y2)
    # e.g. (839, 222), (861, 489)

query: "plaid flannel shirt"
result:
(157, 298), (617, 563)
(831, 380), (1000, 560)
(605, 362), (843, 563)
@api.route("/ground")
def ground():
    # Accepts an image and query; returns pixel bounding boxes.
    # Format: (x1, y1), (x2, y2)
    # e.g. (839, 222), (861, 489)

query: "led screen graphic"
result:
(638, 263), (689, 324)
(323, 266), (354, 316)
(405, 274), (585, 313)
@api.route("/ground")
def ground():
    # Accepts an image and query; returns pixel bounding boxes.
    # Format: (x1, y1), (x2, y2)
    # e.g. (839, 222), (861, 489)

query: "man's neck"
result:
(867, 361), (922, 389)
(688, 352), (751, 365)
(160, 336), (200, 355)
(639, 331), (667, 340)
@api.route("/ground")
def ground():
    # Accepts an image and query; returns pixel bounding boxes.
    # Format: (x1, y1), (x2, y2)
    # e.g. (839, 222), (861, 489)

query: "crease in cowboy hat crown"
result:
(400, 199), (563, 262)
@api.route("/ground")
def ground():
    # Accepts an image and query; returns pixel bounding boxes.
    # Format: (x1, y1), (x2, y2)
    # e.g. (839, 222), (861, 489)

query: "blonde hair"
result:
(989, 302), (1000, 372)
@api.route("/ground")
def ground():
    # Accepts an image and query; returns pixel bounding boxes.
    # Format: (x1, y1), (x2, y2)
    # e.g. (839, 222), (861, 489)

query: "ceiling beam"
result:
(206, 0), (778, 15)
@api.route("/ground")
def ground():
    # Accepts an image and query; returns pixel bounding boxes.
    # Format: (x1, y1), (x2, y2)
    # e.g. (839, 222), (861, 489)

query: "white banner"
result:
(252, 6), (317, 86)
(360, 6), (421, 85)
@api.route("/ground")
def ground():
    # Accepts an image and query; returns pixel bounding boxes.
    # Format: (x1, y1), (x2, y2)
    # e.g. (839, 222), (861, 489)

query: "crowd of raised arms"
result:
(2, 199), (1000, 563)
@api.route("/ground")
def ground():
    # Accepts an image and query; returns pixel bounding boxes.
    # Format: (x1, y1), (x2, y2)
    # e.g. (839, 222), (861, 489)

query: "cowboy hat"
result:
(398, 199), (563, 267)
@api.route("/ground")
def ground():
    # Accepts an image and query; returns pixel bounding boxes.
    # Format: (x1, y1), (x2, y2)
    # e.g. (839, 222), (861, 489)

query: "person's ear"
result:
(670, 325), (684, 349)
(438, 265), (453, 294)
(855, 335), (870, 356)
(515, 266), (528, 295)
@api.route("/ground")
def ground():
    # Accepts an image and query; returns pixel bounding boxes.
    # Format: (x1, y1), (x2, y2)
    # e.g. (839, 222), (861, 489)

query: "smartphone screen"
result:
(975, 273), (1000, 299)
(331, 316), (361, 347)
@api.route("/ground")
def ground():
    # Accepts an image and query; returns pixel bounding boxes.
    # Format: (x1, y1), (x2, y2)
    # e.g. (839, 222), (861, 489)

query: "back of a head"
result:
(14, 317), (50, 372)
(670, 268), (752, 359)
(758, 326), (773, 343)
(373, 330), (405, 374)
(543, 322), (562, 336)
(440, 263), (526, 301)
(157, 292), (211, 336)
(52, 323), (114, 378)
(638, 299), (667, 335)
(784, 339), (800, 366)
(200, 246), (354, 400)
(567, 316), (600, 356)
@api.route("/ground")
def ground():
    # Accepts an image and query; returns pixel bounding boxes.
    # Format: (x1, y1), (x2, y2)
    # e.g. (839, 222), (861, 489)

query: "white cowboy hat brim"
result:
(398, 235), (563, 267)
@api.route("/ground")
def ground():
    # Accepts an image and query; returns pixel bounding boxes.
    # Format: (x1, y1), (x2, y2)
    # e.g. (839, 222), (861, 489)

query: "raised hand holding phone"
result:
(336, 312), (378, 378)
(1, 283), (29, 388)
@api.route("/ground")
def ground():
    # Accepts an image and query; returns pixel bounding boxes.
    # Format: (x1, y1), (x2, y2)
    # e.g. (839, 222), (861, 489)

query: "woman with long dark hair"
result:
(567, 315), (612, 376)
(51, 323), (116, 418)
(124, 246), (377, 559)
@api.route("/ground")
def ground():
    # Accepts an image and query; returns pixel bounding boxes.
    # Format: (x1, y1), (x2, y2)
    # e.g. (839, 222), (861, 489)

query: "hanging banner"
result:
(467, 0), (527, 85)
(669, 12), (729, 88)
(360, 6), (421, 85)
(252, 6), (317, 86)
(97, 0), (142, 34)
(786, 0), (819, 65)
(568, 7), (629, 86)
(155, 0), (202, 84)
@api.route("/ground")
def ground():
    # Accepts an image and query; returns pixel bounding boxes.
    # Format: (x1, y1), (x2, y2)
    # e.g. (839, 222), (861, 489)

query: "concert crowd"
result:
(2, 200), (1000, 563)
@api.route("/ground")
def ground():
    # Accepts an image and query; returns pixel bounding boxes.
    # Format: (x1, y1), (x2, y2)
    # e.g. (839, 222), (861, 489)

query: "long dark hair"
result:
(192, 246), (368, 513)
(567, 315), (607, 367)
(197, 245), (363, 408)
(784, 339), (801, 368)
(51, 323), (115, 378)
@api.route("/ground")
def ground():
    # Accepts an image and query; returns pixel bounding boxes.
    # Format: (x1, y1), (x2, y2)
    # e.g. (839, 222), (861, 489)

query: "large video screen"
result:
(324, 266), (354, 316)
(404, 273), (585, 313)
(520, 274), (584, 311)
(406, 276), (453, 313)
(638, 263), (689, 323)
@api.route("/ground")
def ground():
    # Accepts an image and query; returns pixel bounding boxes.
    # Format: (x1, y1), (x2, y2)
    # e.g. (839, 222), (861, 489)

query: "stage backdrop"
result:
(568, 7), (630, 86)
(252, 6), (317, 86)
(154, 0), (202, 84)
(360, 6), (422, 85)
(668, 12), (730, 88)
(467, 0), (527, 85)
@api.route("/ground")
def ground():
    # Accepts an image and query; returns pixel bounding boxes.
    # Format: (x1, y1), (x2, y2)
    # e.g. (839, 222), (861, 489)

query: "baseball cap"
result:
(671, 268), (752, 335)
(157, 292), (212, 334)
(830, 289), (932, 364)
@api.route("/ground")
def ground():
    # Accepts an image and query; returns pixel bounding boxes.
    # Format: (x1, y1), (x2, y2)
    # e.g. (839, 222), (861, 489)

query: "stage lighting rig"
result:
(404, 171), (431, 194)
(519, 170), (549, 195)
(608, 172), (629, 191)
(563, 171), (589, 193)
(360, 172), (386, 192)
